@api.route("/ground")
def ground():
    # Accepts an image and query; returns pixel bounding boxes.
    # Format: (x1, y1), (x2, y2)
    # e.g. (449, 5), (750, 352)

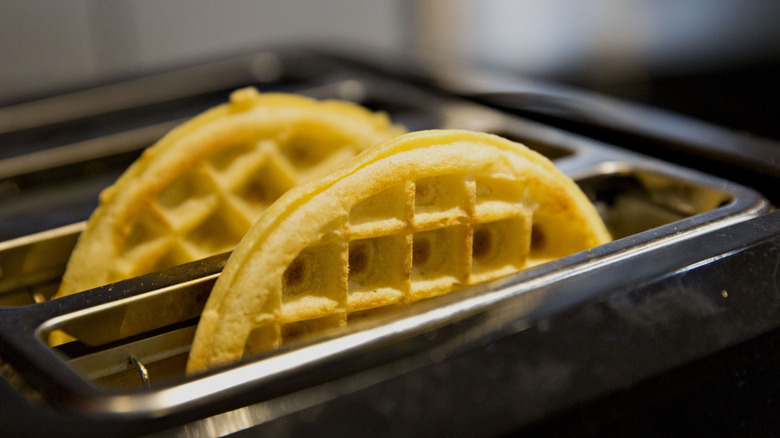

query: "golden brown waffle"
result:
(186, 129), (610, 374)
(49, 88), (403, 344)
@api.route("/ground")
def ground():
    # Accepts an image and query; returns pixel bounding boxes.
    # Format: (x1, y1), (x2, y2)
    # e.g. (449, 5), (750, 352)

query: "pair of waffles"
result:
(52, 88), (610, 372)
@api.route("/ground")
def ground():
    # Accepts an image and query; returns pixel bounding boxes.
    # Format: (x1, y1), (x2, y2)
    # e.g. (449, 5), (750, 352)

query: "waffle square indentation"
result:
(347, 233), (411, 311)
(232, 154), (297, 210)
(208, 144), (255, 171)
(184, 200), (251, 255)
(157, 168), (217, 212)
(118, 206), (172, 254)
(279, 122), (352, 172)
(410, 225), (469, 300)
(348, 183), (410, 238)
(474, 175), (526, 222)
(527, 214), (564, 262)
(281, 242), (347, 321)
(470, 216), (531, 284)
(413, 175), (470, 228)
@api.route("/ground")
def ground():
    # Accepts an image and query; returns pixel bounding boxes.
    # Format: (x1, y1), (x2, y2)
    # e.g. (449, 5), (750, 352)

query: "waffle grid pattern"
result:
(246, 172), (537, 351)
(112, 130), (359, 283)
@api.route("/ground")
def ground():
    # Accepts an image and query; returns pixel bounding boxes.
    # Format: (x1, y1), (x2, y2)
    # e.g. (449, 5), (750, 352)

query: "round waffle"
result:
(55, 88), (402, 298)
(50, 88), (403, 344)
(186, 129), (611, 374)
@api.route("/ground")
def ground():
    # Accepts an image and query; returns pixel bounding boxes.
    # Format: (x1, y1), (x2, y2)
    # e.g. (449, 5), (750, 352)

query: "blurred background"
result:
(2, 0), (779, 139)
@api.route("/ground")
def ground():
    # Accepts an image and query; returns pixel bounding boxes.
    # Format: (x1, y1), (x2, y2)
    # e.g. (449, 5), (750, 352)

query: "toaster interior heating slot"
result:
(0, 223), (83, 306)
(34, 166), (738, 391)
(579, 169), (733, 239)
(50, 273), (216, 349)
(66, 324), (196, 388)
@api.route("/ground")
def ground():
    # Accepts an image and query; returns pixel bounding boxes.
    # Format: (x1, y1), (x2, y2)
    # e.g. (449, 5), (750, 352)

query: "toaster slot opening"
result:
(41, 272), (217, 389)
(31, 165), (737, 392)
(578, 168), (733, 239)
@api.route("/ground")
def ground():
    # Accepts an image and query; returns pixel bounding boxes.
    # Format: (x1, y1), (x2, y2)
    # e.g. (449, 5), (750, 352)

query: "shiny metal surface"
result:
(0, 50), (776, 437)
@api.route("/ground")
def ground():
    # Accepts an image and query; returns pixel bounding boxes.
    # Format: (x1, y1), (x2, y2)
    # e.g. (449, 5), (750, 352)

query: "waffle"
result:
(50, 88), (403, 344)
(186, 129), (611, 374)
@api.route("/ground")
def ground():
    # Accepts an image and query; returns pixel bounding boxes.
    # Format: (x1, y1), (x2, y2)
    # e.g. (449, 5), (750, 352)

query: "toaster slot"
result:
(30, 164), (750, 392)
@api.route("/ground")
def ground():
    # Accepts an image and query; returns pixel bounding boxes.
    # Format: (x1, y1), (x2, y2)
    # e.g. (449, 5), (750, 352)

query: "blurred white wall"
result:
(1, 1), (778, 103)
(0, 0), (405, 103)
(416, 0), (780, 79)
